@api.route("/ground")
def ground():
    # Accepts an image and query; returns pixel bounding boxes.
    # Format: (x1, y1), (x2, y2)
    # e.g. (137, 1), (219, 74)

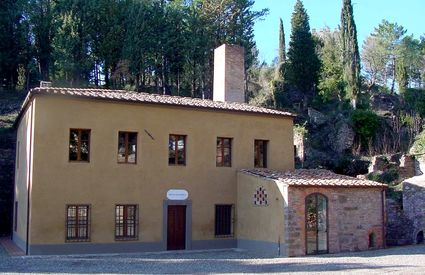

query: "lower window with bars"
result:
(215, 204), (234, 238)
(115, 204), (138, 240)
(66, 205), (90, 242)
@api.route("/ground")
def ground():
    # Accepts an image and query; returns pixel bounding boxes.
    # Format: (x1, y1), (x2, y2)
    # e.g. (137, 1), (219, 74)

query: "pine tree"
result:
(341, 0), (361, 108)
(287, 0), (320, 107)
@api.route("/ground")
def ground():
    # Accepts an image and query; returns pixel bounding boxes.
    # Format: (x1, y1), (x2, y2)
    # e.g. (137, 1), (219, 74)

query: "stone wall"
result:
(385, 198), (413, 246)
(403, 177), (425, 244)
(368, 154), (416, 182)
(287, 187), (385, 257)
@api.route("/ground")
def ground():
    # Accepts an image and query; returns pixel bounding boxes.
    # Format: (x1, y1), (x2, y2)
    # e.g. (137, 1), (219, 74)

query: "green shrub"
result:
(410, 127), (425, 162)
(404, 88), (425, 117)
(381, 168), (399, 184)
(350, 109), (380, 146)
(367, 168), (399, 185)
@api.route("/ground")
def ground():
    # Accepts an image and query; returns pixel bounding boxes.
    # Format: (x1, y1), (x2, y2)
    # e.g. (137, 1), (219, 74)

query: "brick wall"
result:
(286, 187), (385, 256)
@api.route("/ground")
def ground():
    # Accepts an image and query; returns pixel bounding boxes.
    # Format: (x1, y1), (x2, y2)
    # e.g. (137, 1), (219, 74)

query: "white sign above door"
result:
(167, 189), (189, 200)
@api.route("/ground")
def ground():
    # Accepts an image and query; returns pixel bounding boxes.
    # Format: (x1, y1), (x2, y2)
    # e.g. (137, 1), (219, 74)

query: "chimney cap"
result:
(40, 81), (52, 88)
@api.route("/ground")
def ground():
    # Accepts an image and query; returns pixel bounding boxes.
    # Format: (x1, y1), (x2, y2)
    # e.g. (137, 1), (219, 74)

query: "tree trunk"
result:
(390, 57), (396, 94)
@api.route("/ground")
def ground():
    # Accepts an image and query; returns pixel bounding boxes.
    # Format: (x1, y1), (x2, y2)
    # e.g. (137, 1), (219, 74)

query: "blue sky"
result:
(253, 0), (425, 63)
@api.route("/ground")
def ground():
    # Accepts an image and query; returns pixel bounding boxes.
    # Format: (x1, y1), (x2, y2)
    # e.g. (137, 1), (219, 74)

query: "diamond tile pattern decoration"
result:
(254, 186), (268, 206)
(241, 169), (387, 188)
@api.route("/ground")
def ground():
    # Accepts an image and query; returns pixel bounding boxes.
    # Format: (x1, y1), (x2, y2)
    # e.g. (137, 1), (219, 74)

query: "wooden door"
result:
(167, 205), (186, 250)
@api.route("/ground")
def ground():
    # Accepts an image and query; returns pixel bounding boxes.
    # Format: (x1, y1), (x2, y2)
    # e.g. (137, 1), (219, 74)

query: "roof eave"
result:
(21, 88), (296, 119)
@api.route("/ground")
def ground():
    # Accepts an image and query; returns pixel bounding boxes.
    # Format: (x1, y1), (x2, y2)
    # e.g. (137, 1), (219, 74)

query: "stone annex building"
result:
(13, 44), (387, 256)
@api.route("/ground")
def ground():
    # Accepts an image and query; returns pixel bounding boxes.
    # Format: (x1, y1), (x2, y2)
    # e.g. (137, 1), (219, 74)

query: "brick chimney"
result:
(213, 44), (245, 103)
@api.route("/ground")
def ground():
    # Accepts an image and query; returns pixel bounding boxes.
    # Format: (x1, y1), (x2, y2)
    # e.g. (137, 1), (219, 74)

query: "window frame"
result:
(69, 129), (91, 162)
(168, 134), (186, 166)
(65, 204), (91, 242)
(214, 204), (234, 238)
(115, 204), (139, 241)
(117, 131), (138, 164)
(254, 139), (268, 168)
(216, 137), (232, 167)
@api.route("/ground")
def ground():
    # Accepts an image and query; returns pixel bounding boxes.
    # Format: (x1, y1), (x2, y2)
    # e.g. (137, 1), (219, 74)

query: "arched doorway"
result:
(306, 193), (328, 255)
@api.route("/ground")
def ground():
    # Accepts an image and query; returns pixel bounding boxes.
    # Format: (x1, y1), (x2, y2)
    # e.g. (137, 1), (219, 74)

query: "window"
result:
(368, 232), (376, 248)
(69, 129), (90, 162)
(115, 205), (138, 240)
(66, 205), (90, 242)
(14, 202), (18, 232)
(215, 205), (234, 237)
(216, 137), (232, 167)
(169, 135), (186, 165)
(118, 132), (137, 164)
(254, 140), (268, 168)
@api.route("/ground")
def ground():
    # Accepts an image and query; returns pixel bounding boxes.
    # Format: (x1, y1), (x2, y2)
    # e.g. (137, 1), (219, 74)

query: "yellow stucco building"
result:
(13, 45), (386, 256)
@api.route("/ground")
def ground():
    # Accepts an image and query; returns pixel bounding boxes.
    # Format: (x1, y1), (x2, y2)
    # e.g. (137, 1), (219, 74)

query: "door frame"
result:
(163, 200), (192, 250)
(305, 193), (329, 255)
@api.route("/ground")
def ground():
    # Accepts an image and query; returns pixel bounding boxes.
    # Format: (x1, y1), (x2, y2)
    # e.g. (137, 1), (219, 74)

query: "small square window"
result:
(69, 129), (91, 162)
(118, 132), (137, 164)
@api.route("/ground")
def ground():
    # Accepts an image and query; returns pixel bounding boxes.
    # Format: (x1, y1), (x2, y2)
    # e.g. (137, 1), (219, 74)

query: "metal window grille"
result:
(215, 204), (234, 237)
(115, 205), (139, 240)
(66, 205), (90, 242)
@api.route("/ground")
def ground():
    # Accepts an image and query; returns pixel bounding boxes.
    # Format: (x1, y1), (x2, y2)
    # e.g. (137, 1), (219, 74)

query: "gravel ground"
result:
(0, 245), (424, 274)
(0, 246), (7, 258)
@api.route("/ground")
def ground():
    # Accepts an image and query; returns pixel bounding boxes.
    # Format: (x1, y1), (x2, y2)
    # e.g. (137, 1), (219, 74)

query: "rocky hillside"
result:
(0, 90), (26, 236)
(293, 93), (424, 177)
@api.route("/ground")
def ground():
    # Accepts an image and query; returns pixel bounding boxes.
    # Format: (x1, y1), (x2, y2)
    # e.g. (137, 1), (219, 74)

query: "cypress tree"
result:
(278, 18), (286, 64)
(341, 0), (361, 108)
(287, 0), (320, 106)
(275, 18), (286, 79)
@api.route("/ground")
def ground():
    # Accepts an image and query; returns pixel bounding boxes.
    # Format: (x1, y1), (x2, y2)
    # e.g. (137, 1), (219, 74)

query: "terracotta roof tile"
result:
(240, 169), (387, 188)
(28, 87), (295, 117)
